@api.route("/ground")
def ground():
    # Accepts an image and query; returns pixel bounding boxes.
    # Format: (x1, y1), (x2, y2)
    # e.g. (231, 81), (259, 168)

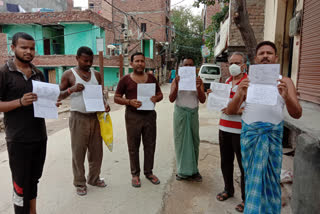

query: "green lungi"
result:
(173, 105), (200, 177)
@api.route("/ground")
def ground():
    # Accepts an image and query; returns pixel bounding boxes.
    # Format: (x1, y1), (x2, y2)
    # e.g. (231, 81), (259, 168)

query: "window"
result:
(141, 23), (146, 32)
(89, 3), (94, 9)
(201, 67), (220, 75)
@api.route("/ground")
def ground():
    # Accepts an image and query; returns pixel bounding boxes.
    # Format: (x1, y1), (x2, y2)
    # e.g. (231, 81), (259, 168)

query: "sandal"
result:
(216, 191), (233, 201)
(235, 201), (245, 213)
(146, 174), (160, 185)
(76, 185), (87, 196)
(176, 174), (188, 181)
(132, 176), (141, 188)
(191, 173), (203, 182)
(94, 179), (107, 188)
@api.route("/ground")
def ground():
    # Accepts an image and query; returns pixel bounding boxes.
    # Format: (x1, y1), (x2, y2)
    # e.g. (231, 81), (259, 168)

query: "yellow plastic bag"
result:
(97, 112), (113, 152)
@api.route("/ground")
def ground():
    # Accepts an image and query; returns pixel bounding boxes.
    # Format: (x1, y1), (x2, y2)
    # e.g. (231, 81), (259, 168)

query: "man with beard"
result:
(59, 46), (110, 196)
(114, 52), (163, 187)
(226, 41), (302, 213)
(0, 32), (47, 214)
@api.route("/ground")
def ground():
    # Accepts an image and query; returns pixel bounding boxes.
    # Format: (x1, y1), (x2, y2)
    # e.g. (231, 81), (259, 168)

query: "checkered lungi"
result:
(241, 121), (283, 214)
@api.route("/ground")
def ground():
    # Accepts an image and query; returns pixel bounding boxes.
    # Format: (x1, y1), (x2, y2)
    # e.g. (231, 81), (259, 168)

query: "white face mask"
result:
(229, 64), (242, 76)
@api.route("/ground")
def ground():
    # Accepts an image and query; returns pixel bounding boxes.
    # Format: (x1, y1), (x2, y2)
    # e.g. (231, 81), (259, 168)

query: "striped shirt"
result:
(219, 73), (247, 134)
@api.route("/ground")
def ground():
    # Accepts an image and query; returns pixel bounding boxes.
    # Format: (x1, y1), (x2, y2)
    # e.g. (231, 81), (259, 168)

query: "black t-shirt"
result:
(0, 59), (47, 143)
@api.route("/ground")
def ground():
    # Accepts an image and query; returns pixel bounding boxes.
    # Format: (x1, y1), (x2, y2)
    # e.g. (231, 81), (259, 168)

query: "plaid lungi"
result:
(241, 121), (283, 214)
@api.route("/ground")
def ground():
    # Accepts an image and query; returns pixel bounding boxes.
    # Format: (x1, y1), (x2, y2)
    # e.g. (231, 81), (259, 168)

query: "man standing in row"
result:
(114, 52), (163, 187)
(226, 41), (302, 213)
(169, 57), (206, 182)
(0, 32), (47, 214)
(208, 52), (247, 212)
(59, 46), (110, 196)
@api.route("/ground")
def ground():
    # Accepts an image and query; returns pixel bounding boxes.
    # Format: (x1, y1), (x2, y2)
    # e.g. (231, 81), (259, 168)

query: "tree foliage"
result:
(194, 0), (257, 63)
(170, 7), (204, 66)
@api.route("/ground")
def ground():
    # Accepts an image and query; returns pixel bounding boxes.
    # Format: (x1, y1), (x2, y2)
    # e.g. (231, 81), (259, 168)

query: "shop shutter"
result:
(297, 0), (320, 104)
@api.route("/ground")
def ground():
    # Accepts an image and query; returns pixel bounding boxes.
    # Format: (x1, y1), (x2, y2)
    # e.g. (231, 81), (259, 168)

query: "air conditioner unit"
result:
(289, 12), (302, 37)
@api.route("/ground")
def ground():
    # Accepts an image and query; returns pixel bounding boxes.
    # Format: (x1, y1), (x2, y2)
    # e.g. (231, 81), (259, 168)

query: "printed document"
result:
(178, 66), (196, 91)
(207, 82), (232, 111)
(137, 83), (155, 110)
(32, 80), (60, 119)
(82, 85), (105, 112)
(246, 64), (280, 106)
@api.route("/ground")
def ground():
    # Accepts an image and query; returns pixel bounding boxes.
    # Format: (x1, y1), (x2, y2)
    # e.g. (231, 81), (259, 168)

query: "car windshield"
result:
(201, 66), (220, 75)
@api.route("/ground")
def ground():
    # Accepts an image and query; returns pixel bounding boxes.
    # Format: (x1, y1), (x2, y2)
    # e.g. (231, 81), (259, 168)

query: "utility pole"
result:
(122, 15), (129, 75)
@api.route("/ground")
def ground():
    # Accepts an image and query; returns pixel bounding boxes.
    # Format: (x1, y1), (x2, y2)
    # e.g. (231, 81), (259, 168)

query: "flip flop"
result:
(146, 174), (160, 185)
(94, 179), (107, 188)
(216, 191), (233, 201)
(76, 185), (87, 196)
(132, 177), (141, 188)
(235, 201), (245, 213)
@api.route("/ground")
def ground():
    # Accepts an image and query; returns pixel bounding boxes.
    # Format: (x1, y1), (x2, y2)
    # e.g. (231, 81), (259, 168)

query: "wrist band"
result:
(67, 88), (72, 95)
(19, 98), (24, 107)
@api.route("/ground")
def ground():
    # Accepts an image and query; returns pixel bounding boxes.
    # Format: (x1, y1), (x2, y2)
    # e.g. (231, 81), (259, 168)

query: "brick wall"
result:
(229, 0), (265, 46)
(205, 1), (221, 29)
(88, 0), (112, 22)
(112, 0), (169, 43)
(0, 54), (155, 70)
(0, 10), (112, 29)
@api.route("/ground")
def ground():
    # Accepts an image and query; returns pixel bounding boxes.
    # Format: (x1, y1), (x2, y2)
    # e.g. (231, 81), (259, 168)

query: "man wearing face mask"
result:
(207, 52), (247, 212)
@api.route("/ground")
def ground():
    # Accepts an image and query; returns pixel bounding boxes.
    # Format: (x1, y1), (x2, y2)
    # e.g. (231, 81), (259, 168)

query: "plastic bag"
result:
(97, 112), (113, 152)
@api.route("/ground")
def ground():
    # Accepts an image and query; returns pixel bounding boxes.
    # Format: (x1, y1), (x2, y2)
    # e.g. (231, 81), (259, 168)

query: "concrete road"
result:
(0, 83), (292, 214)
(0, 84), (176, 214)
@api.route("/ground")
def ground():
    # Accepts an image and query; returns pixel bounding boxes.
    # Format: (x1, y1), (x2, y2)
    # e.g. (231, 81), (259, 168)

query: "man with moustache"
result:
(208, 52), (247, 212)
(226, 41), (302, 213)
(0, 32), (47, 214)
(59, 46), (110, 196)
(114, 52), (163, 188)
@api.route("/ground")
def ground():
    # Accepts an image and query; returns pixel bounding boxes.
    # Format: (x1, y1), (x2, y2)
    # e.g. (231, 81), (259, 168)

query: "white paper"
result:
(178, 66), (196, 91)
(137, 83), (155, 110)
(246, 84), (278, 106)
(207, 82), (232, 111)
(249, 64), (280, 85)
(82, 85), (105, 112)
(32, 80), (60, 119)
(246, 64), (280, 106)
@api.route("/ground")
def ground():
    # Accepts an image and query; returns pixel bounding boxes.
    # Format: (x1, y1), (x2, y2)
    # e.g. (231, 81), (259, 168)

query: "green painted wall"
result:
(3, 24), (44, 55)
(94, 67), (119, 87)
(142, 39), (154, 59)
(62, 23), (106, 55)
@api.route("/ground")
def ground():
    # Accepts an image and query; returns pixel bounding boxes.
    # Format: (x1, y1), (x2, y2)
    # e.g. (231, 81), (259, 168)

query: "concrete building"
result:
(264, 1), (320, 213)
(0, 10), (122, 87)
(111, 0), (172, 82)
(88, 0), (112, 22)
(0, 0), (73, 12)
(207, 0), (265, 82)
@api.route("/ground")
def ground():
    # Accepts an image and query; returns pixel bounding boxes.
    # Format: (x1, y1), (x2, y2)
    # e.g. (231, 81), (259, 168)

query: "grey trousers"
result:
(69, 111), (103, 186)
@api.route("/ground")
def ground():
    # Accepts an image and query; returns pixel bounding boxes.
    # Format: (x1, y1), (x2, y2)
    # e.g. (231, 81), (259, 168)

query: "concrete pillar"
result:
(292, 133), (320, 213)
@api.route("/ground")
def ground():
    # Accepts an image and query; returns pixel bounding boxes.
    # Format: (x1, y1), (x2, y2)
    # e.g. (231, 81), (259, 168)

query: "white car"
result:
(198, 64), (221, 91)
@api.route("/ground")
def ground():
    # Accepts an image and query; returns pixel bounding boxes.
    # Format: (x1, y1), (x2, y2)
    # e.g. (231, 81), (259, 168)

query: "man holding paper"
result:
(226, 41), (302, 214)
(59, 47), (110, 196)
(208, 52), (247, 212)
(169, 57), (206, 182)
(114, 52), (163, 188)
(0, 32), (48, 214)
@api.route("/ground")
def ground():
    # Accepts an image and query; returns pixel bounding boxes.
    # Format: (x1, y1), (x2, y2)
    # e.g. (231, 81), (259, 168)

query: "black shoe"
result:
(176, 174), (188, 181)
